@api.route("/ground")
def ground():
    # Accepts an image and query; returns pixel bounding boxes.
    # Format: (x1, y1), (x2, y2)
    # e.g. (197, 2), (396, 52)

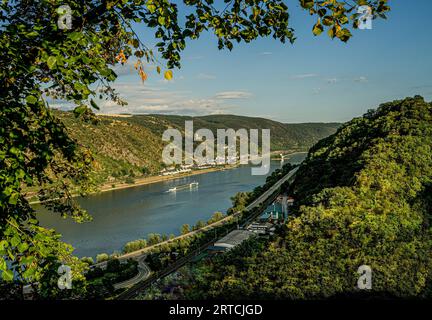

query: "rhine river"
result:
(37, 153), (306, 258)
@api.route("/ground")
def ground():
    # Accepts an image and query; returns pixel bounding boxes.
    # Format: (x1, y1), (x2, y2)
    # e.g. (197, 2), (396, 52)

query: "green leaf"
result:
(322, 16), (333, 26)
(15, 169), (25, 179)
(8, 192), (19, 205)
(0, 258), (6, 271)
(147, 4), (156, 13)
(26, 95), (38, 104)
(300, 0), (314, 9)
(0, 241), (8, 251)
(312, 20), (324, 36)
(47, 56), (57, 69)
(339, 16), (349, 25)
(158, 16), (166, 26)
(11, 236), (20, 247)
(73, 105), (87, 117)
(90, 99), (100, 110)
(336, 28), (352, 42)
(1, 269), (14, 282)
(18, 243), (29, 253)
(26, 31), (39, 37)
(68, 32), (82, 41)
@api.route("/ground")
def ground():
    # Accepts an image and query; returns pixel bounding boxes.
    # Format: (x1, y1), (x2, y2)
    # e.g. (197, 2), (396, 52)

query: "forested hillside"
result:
(186, 96), (432, 299)
(56, 111), (340, 185)
(141, 114), (340, 151)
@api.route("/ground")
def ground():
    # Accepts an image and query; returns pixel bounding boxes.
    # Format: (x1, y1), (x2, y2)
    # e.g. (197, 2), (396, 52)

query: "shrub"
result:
(123, 239), (147, 253)
(96, 253), (110, 263)
(81, 257), (94, 265)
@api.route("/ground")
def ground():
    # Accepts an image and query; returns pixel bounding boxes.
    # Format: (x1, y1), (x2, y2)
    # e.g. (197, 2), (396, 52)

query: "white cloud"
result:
(47, 81), (249, 116)
(197, 73), (216, 80)
(100, 98), (230, 116)
(214, 91), (252, 99)
(259, 51), (273, 55)
(354, 76), (368, 82)
(291, 73), (319, 79)
(49, 103), (74, 110)
(92, 82), (238, 116)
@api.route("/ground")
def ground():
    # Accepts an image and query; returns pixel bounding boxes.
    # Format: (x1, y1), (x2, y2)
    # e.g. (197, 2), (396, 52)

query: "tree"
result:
(208, 212), (225, 224)
(147, 233), (162, 245)
(181, 224), (191, 235)
(106, 259), (121, 273)
(123, 239), (147, 253)
(194, 220), (206, 230)
(0, 0), (390, 289)
(96, 253), (110, 264)
(81, 257), (95, 266)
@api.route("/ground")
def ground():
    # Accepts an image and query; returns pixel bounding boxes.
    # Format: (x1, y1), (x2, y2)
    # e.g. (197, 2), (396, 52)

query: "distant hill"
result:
(56, 111), (340, 185)
(138, 114), (341, 152)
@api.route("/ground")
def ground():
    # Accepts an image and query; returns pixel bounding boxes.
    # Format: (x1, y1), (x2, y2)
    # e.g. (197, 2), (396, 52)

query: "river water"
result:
(37, 153), (306, 258)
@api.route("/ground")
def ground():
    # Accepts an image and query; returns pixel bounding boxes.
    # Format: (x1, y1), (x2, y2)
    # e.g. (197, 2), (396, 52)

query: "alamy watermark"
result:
(57, 264), (72, 290)
(357, 5), (373, 30)
(162, 121), (271, 175)
(357, 265), (372, 290)
(57, 5), (72, 30)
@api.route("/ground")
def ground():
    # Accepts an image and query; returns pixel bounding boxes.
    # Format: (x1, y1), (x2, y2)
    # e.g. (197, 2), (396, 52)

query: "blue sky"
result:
(96, 0), (432, 123)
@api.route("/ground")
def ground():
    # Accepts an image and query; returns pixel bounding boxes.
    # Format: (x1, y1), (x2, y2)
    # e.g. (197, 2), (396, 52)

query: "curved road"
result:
(113, 255), (151, 290)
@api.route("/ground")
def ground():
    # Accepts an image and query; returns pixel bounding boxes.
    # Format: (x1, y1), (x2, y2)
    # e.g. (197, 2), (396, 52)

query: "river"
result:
(37, 153), (306, 258)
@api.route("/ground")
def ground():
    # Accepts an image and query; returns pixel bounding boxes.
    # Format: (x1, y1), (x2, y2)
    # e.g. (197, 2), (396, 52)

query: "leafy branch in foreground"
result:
(0, 0), (390, 296)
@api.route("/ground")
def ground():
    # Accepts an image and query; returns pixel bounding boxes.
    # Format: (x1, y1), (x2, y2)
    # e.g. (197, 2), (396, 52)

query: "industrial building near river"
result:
(209, 194), (295, 252)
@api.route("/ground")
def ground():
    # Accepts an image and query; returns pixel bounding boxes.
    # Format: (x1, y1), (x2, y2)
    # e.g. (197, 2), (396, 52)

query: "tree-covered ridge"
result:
(188, 96), (432, 299)
(55, 111), (340, 185)
(142, 114), (340, 152)
(291, 95), (432, 205)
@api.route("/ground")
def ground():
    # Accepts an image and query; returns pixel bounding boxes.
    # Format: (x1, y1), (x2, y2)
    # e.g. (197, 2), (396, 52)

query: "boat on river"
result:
(168, 182), (199, 193)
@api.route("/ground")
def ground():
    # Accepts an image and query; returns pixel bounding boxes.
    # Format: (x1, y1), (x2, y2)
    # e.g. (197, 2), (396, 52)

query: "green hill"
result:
(187, 96), (432, 299)
(128, 114), (340, 151)
(56, 111), (340, 185)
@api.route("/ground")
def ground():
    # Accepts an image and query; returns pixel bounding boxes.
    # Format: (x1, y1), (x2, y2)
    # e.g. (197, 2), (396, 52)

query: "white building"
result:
(212, 230), (255, 251)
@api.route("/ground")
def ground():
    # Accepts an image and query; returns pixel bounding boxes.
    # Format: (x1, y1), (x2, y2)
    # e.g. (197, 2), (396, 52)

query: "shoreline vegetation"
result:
(28, 151), (307, 204)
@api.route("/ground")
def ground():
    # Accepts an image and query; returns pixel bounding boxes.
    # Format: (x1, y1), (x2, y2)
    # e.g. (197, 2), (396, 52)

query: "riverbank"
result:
(98, 165), (238, 194)
(28, 165), (237, 204)
(97, 151), (308, 195)
(29, 152), (307, 204)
